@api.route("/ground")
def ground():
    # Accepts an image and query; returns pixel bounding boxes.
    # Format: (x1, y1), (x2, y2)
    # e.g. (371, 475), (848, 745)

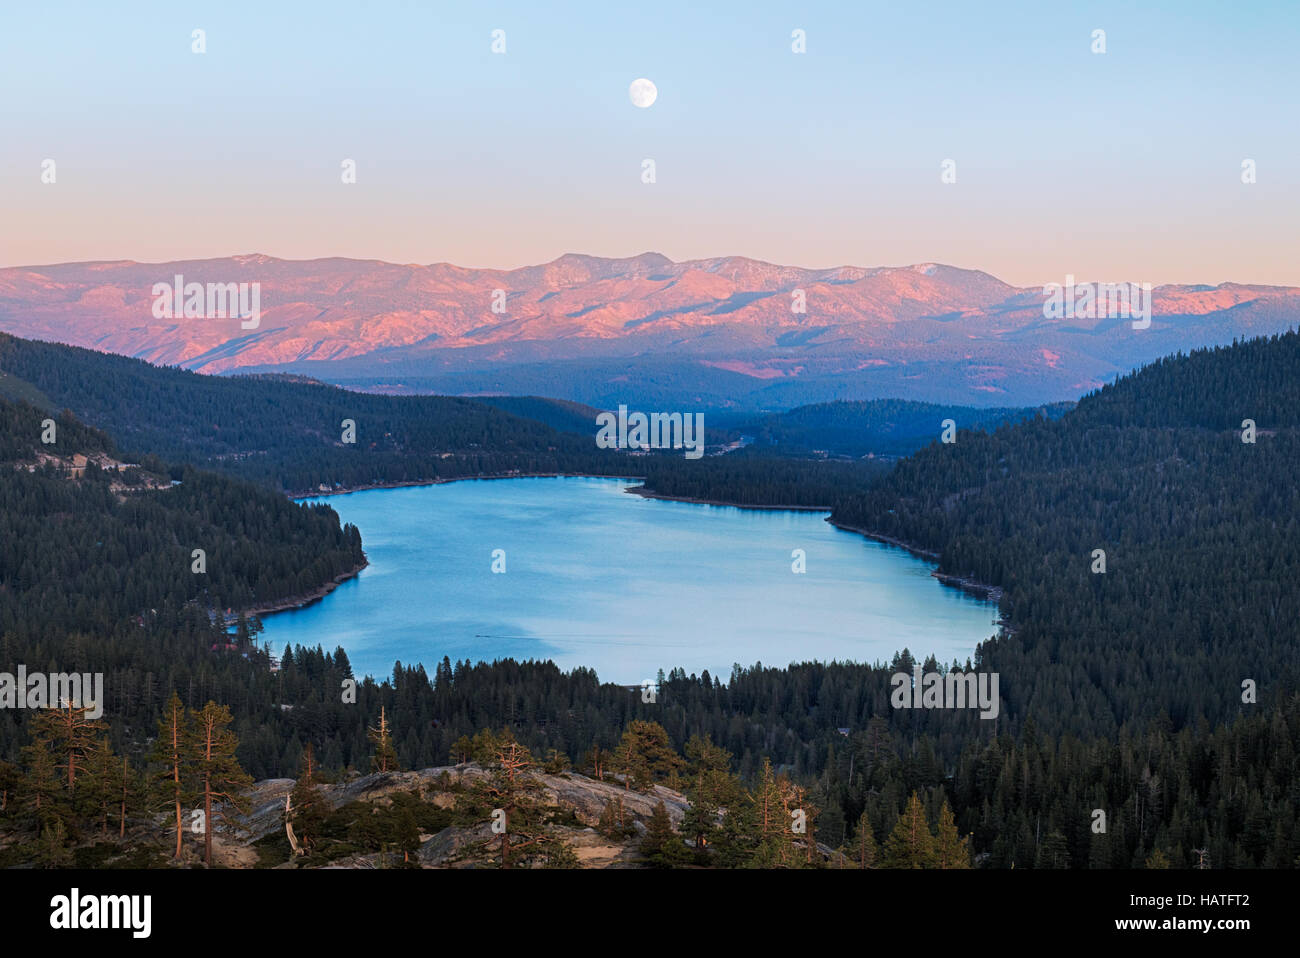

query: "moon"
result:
(629, 78), (657, 109)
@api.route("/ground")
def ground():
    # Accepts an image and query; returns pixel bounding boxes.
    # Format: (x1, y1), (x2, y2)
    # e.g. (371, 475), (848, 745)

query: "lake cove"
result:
(258, 476), (1000, 685)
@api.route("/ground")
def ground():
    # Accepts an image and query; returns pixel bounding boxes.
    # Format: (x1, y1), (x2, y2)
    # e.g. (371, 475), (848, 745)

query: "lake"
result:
(259, 476), (999, 684)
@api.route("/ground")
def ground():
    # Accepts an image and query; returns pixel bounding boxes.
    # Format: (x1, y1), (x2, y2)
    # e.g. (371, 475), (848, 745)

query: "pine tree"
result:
(863, 716), (893, 775)
(19, 735), (64, 830)
(714, 792), (758, 868)
(393, 803), (421, 867)
(1145, 848), (1171, 869)
(450, 734), (474, 765)
(368, 706), (399, 773)
(598, 796), (633, 839)
(27, 700), (105, 791)
(749, 758), (790, 843)
(542, 748), (568, 773)
(118, 755), (139, 839)
(1036, 829), (1071, 869)
(786, 782), (820, 866)
(540, 837), (580, 869)
(581, 743), (606, 780)
(461, 733), (571, 869)
(640, 800), (689, 867)
(38, 819), (74, 868)
(464, 727), (509, 764)
(301, 741), (317, 786)
(149, 691), (192, 859)
(882, 792), (937, 868)
(188, 701), (253, 866)
(81, 735), (123, 838)
(817, 797), (846, 851)
(681, 735), (739, 851)
(933, 801), (972, 868)
(745, 758), (801, 868)
(853, 810), (879, 868)
(611, 720), (684, 791)
(286, 744), (328, 858)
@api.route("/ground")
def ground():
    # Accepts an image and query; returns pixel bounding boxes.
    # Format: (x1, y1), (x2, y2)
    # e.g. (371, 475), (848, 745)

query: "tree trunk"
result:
(204, 776), (213, 865)
(173, 799), (182, 858)
(171, 711), (183, 858)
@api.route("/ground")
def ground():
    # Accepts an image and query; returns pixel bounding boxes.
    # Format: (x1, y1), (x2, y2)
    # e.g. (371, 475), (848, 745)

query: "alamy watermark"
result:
(152, 274), (260, 329)
(0, 667), (104, 719)
(596, 405), (704, 459)
(50, 888), (150, 938)
(1043, 275), (1152, 329)
(890, 666), (999, 719)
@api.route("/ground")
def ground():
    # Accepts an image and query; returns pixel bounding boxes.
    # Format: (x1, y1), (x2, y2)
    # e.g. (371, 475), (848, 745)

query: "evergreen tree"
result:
(681, 735), (739, 851)
(286, 758), (328, 859)
(1036, 830), (1071, 869)
(187, 701), (254, 866)
(27, 700), (106, 791)
(1145, 848), (1171, 869)
(149, 691), (193, 859)
(933, 801), (972, 869)
(392, 804), (422, 867)
(882, 792), (937, 868)
(368, 706), (399, 773)
(19, 737), (64, 831)
(80, 735), (124, 839)
(597, 796), (634, 840)
(785, 782), (820, 866)
(853, 810), (879, 868)
(745, 758), (802, 868)
(640, 801), (689, 868)
(460, 733), (572, 869)
(580, 743), (607, 780)
(117, 755), (141, 839)
(611, 720), (684, 791)
(38, 820), (74, 868)
(714, 793), (758, 868)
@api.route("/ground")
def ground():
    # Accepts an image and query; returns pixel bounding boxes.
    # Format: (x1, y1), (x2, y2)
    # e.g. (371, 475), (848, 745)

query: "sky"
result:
(2, 0), (1297, 286)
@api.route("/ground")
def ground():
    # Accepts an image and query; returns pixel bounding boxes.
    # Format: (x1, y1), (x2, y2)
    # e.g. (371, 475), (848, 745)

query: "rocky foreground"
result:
(235, 764), (690, 869)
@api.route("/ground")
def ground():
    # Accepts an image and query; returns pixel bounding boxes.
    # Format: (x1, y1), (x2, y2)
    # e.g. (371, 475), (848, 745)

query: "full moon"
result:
(629, 78), (657, 109)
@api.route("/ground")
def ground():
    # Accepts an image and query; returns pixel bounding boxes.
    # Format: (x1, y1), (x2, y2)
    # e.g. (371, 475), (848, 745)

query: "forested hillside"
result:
(834, 331), (1300, 738)
(0, 396), (363, 764)
(475, 396), (610, 436)
(263, 656), (1300, 869)
(2, 332), (1299, 870)
(736, 398), (1073, 458)
(0, 333), (619, 493)
(639, 450), (888, 506)
(0, 331), (874, 506)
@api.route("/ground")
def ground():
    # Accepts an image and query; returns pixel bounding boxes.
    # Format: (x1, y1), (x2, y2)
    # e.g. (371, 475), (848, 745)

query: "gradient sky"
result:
(2, 1), (1297, 285)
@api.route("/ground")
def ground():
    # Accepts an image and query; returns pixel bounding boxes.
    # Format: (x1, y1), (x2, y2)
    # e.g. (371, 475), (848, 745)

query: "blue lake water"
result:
(259, 476), (999, 684)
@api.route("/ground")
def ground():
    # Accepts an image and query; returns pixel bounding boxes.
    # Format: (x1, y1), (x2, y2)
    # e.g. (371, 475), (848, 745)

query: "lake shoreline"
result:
(285, 471), (644, 500)
(636, 490), (1006, 616)
(239, 559), (370, 619)
(827, 520), (1011, 640)
(827, 519), (1005, 606)
(279, 471), (1007, 627)
(627, 486), (832, 512)
(262, 474), (1008, 680)
(291, 470), (833, 513)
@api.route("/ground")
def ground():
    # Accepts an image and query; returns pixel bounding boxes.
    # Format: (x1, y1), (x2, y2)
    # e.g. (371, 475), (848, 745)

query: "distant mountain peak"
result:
(542, 251), (674, 272)
(0, 253), (1296, 408)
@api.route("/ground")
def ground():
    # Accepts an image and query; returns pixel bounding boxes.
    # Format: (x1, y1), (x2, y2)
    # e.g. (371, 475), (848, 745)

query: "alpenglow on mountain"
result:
(2, 253), (1297, 409)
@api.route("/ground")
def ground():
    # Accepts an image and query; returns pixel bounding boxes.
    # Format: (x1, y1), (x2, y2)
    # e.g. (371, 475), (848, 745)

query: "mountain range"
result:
(3, 253), (1298, 409)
